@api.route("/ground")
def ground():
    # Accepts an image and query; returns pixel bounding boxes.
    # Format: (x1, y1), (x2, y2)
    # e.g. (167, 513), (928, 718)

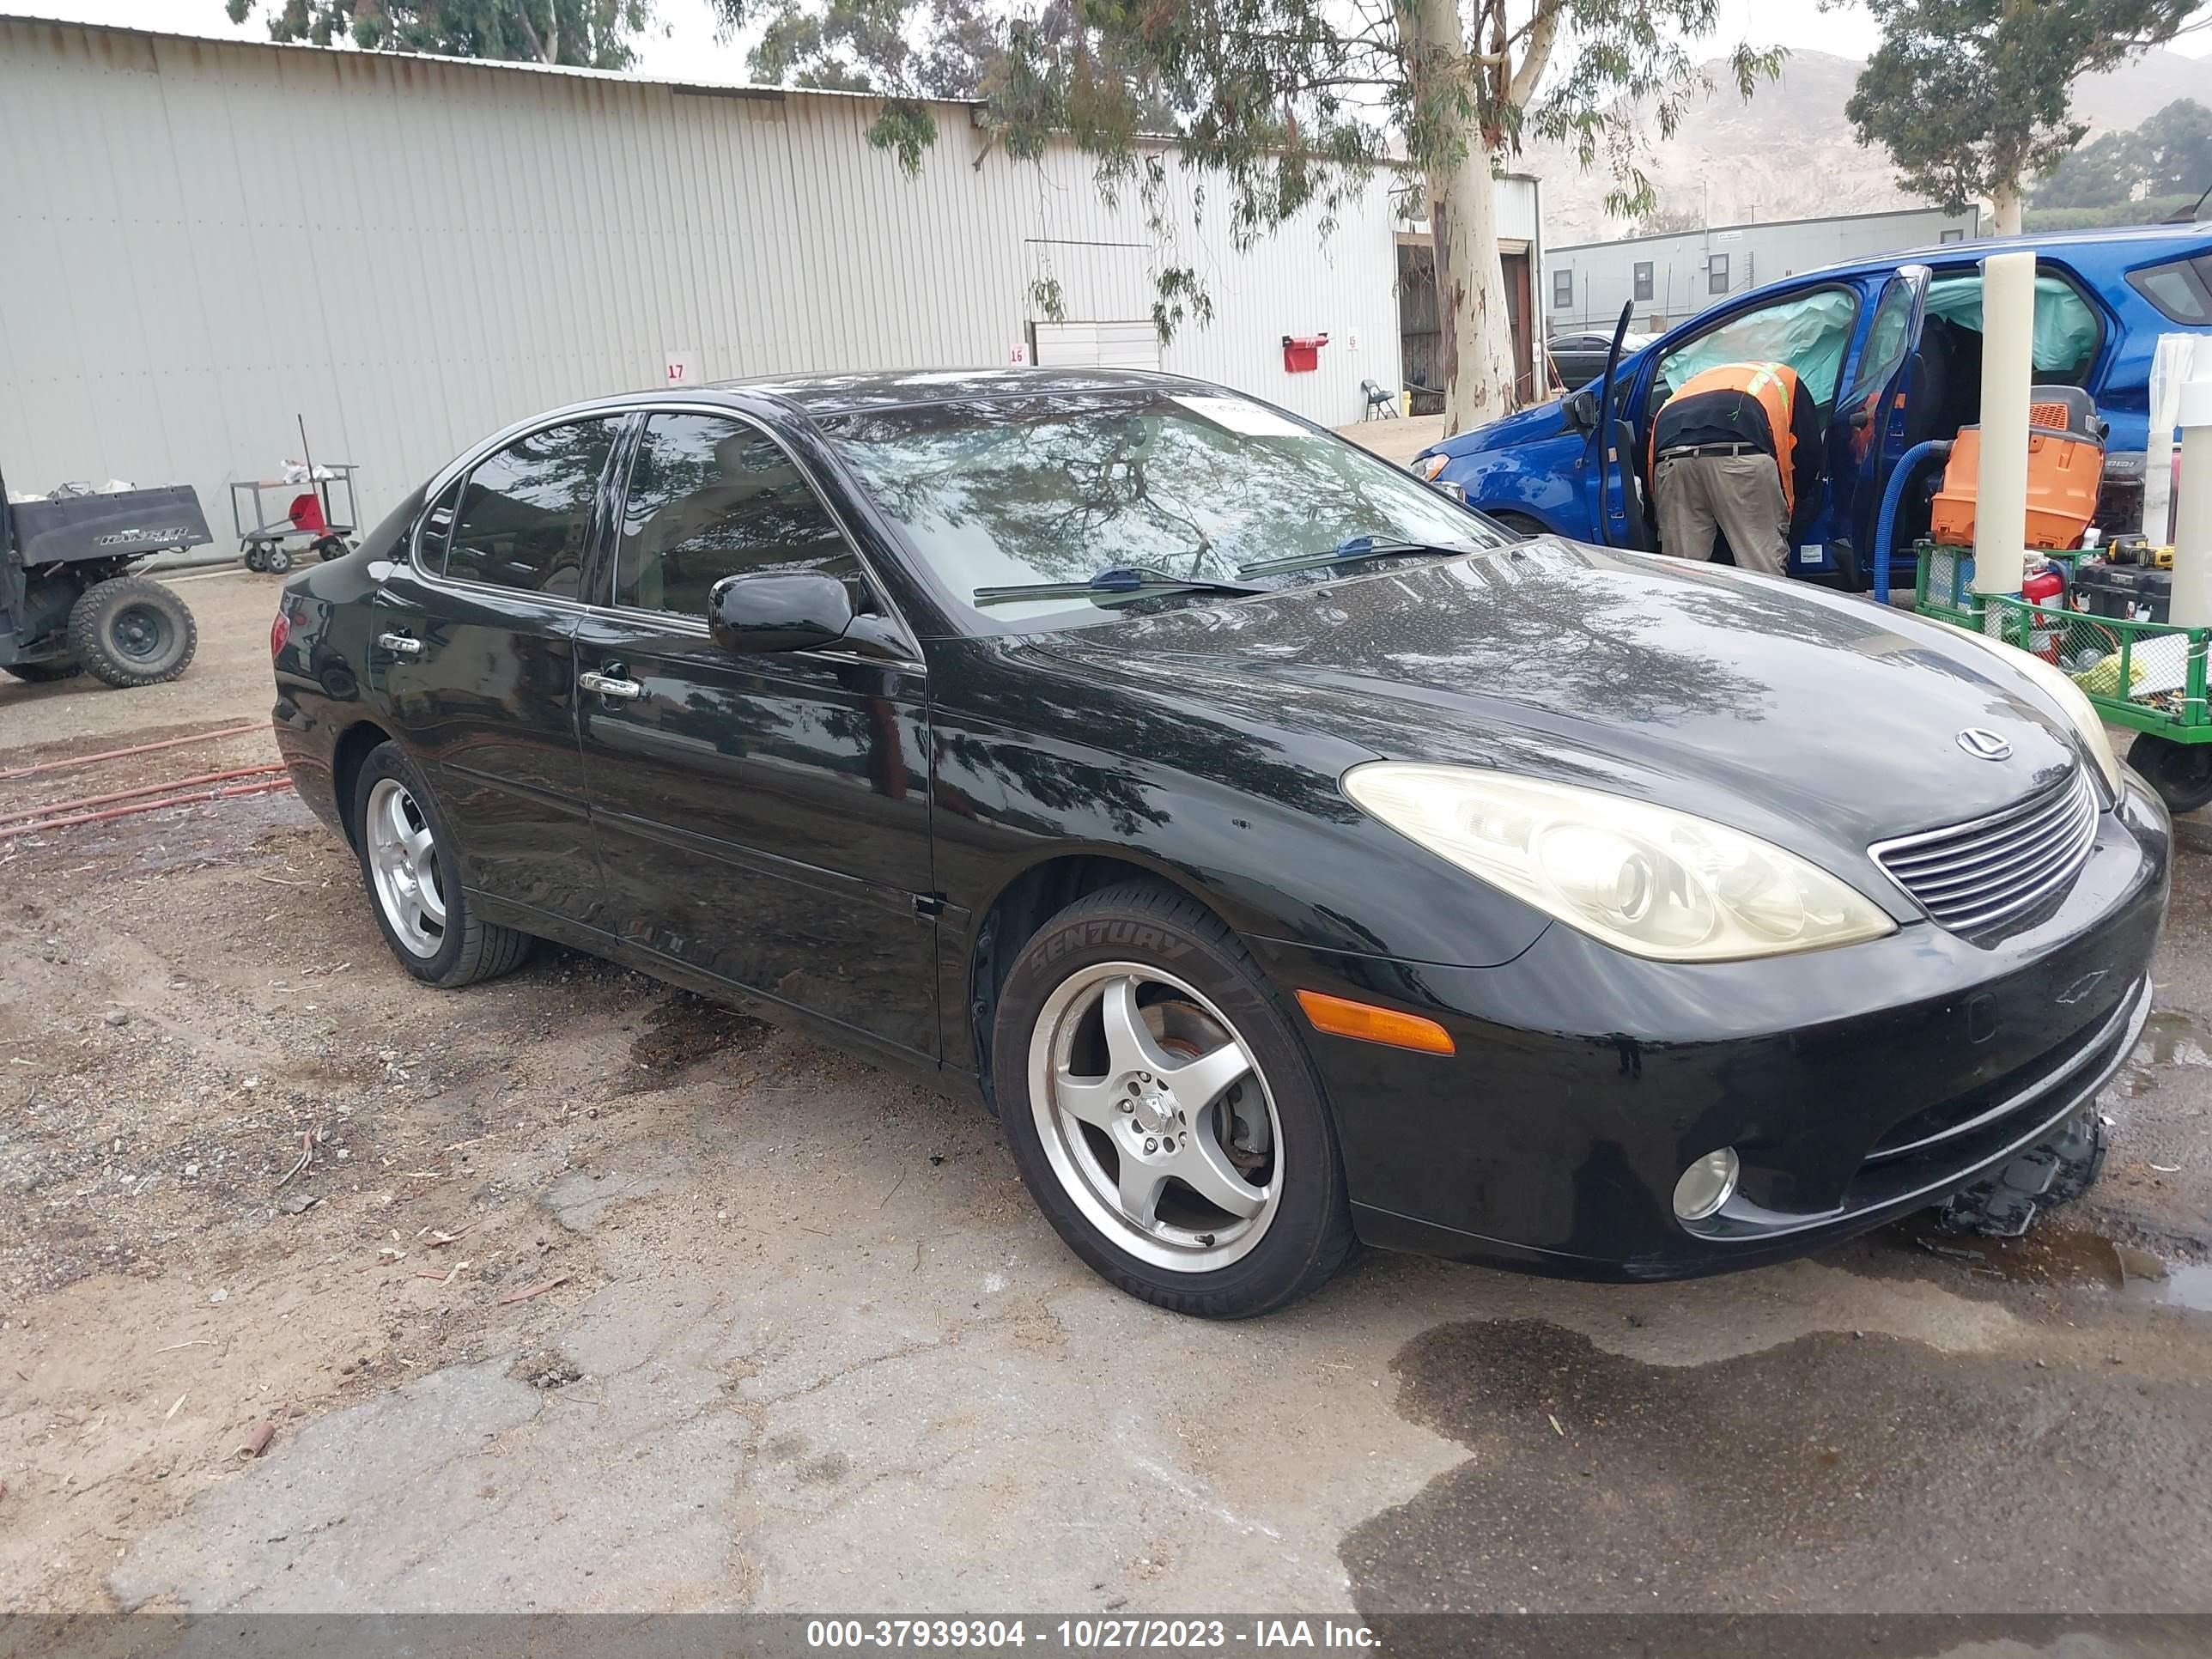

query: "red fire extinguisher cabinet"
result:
(1282, 334), (1329, 373)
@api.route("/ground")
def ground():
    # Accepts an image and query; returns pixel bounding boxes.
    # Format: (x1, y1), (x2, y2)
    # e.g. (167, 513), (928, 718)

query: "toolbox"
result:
(2069, 559), (2172, 624)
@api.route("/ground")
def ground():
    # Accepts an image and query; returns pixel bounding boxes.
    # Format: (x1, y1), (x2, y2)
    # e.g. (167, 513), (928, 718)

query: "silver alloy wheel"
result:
(364, 777), (447, 959)
(1027, 961), (1284, 1272)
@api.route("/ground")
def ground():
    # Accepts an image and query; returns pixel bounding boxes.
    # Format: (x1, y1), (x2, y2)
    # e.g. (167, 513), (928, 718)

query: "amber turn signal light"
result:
(1294, 989), (1456, 1055)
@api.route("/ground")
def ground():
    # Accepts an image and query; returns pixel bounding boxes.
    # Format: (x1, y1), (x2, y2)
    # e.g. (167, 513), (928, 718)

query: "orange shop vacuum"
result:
(1929, 385), (2108, 550)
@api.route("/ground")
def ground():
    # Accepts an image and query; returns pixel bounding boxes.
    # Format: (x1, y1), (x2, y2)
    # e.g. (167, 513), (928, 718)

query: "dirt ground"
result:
(4, 562), (2212, 1621)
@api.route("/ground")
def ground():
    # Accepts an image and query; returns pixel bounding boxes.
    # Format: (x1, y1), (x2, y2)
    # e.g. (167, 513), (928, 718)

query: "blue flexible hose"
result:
(1872, 440), (1952, 605)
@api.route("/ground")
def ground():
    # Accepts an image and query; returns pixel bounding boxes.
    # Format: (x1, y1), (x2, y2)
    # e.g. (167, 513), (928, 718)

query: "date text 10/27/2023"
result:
(804, 1620), (1380, 1651)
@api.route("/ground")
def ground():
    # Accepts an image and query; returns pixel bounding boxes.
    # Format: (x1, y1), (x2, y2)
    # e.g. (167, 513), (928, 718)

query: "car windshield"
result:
(819, 389), (1515, 629)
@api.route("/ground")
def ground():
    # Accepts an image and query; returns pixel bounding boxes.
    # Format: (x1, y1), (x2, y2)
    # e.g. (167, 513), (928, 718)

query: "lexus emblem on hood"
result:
(1956, 728), (2013, 762)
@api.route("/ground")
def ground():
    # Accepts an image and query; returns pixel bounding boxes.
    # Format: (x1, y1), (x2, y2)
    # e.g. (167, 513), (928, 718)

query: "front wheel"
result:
(351, 743), (533, 988)
(990, 884), (1353, 1317)
(68, 576), (198, 687)
(2130, 732), (2212, 816)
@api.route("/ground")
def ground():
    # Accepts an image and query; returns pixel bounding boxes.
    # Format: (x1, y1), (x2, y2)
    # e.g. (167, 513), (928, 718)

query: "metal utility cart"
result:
(1916, 544), (2212, 814)
(1, 468), (208, 687)
(231, 460), (360, 574)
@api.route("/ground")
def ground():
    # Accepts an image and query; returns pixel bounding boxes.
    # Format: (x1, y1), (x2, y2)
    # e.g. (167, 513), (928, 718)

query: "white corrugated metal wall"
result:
(0, 17), (1408, 537)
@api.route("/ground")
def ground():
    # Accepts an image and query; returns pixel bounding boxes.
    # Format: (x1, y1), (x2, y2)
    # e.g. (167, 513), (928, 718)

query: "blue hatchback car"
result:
(1416, 225), (2212, 586)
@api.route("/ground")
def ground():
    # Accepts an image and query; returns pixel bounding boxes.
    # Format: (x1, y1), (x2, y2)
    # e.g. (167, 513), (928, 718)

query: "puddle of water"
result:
(2137, 1007), (2212, 1068)
(2125, 1259), (2212, 1314)
(2112, 1007), (2212, 1095)
(1873, 1216), (2212, 1312)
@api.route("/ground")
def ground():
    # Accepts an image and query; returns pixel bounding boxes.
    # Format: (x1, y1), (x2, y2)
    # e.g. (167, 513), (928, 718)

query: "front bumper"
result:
(1250, 773), (2171, 1279)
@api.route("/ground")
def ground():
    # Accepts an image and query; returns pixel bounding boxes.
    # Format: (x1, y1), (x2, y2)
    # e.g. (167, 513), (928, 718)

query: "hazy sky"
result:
(15, 0), (2208, 76)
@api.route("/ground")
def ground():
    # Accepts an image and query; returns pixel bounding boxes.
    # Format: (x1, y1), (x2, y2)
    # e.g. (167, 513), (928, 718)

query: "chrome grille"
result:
(1871, 769), (2100, 937)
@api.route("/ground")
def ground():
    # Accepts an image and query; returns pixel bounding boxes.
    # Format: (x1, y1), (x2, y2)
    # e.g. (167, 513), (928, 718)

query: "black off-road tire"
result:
(1936, 1109), (2108, 1238)
(351, 741), (533, 988)
(990, 881), (1355, 1318)
(68, 576), (198, 688)
(2130, 732), (2212, 817)
(3, 660), (82, 684)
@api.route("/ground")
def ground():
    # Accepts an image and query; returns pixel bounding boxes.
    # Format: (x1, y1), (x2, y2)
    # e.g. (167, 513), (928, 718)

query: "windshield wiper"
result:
(1233, 537), (1478, 580)
(972, 566), (1264, 607)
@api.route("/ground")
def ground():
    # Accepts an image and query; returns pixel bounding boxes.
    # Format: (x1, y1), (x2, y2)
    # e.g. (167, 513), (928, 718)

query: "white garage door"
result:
(1032, 320), (1161, 370)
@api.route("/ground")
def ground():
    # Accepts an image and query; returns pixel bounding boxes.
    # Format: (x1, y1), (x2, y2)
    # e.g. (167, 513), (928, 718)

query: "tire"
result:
(313, 536), (350, 562)
(243, 544), (267, 572)
(989, 882), (1354, 1317)
(2129, 732), (2212, 817)
(3, 660), (82, 684)
(68, 576), (198, 688)
(1936, 1109), (2107, 1238)
(265, 545), (293, 574)
(351, 742), (534, 988)
(1490, 510), (1547, 541)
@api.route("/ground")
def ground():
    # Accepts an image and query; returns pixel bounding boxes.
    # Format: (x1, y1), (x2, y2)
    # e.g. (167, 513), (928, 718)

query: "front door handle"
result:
(579, 670), (646, 702)
(377, 631), (422, 658)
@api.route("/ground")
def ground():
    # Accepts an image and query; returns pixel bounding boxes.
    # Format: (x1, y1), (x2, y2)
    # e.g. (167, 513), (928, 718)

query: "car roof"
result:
(1796, 221), (2208, 282)
(704, 365), (1223, 417)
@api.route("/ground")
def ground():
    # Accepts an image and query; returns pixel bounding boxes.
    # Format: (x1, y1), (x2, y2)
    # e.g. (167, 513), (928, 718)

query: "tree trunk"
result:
(1429, 142), (1519, 436)
(1407, 0), (1518, 438)
(1990, 178), (2024, 236)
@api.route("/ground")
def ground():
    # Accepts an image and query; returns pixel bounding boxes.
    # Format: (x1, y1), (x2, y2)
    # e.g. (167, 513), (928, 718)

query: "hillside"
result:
(1522, 46), (2206, 244)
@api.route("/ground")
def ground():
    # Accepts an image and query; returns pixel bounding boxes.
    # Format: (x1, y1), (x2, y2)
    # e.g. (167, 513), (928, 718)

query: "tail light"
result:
(270, 603), (291, 659)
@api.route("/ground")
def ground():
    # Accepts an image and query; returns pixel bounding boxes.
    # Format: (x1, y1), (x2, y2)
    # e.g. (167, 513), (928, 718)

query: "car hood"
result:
(1024, 539), (2089, 866)
(1426, 349), (1656, 459)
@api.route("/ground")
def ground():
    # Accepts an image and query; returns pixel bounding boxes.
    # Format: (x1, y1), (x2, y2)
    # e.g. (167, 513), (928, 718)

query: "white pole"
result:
(2172, 377), (2212, 629)
(1971, 250), (2036, 599)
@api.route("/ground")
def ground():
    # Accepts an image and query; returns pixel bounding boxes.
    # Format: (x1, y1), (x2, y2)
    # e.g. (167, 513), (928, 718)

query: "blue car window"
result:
(1923, 273), (2100, 376)
(1656, 288), (1858, 408)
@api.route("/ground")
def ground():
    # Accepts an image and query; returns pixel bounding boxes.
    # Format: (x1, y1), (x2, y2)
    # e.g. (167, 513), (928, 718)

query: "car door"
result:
(371, 415), (623, 927)
(1621, 281), (1869, 568)
(571, 407), (939, 1060)
(1825, 265), (1929, 588)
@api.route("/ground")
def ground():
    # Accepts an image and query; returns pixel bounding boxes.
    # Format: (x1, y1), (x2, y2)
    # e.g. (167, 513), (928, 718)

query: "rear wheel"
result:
(2130, 732), (2212, 816)
(3, 660), (82, 684)
(351, 742), (532, 988)
(990, 883), (1353, 1317)
(68, 576), (198, 687)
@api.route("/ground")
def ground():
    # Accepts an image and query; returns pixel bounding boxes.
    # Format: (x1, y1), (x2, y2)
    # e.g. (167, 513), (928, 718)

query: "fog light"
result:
(1672, 1147), (1740, 1222)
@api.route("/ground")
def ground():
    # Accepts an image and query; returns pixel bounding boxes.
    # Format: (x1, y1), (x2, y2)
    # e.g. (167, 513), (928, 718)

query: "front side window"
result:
(612, 413), (859, 616)
(1656, 286), (1860, 408)
(824, 391), (1516, 631)
(1853, 276), (1921, 398)
(1553, 268), (1573, 308)
(1708, 253), (1730, 295)
(1634, 262), (1654, 302)
(445, 418), (620, 597)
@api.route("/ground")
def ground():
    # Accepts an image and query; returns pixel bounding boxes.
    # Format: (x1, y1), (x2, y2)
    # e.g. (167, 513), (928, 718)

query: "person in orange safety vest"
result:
(1647, 361), (1822, 576)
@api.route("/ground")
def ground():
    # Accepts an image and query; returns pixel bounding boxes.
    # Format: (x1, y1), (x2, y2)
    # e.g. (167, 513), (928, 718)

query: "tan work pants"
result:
(1652, 453), (1790, 576)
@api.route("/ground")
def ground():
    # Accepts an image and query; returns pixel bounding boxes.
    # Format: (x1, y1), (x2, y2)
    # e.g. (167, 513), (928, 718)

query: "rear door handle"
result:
(579, 670), (645, 702)
(377, 631), (422, 657)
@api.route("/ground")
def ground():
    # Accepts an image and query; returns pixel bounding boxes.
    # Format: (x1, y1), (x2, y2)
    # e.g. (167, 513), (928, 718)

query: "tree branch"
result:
(1508, 0), (1564, 108)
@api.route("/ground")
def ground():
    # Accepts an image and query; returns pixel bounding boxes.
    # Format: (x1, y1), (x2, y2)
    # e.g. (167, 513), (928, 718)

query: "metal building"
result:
(1545, 204), (1981, 338)
(0, 16), (1505, 539)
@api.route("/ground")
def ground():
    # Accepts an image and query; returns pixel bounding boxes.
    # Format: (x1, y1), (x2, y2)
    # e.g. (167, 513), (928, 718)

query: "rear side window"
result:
(612, 413), (857, 616)
(445, 418), (622, 598)
(2128, 252), (2212, 325)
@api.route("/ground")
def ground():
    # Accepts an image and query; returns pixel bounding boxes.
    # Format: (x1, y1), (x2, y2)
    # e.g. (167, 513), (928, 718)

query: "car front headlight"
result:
(1342, 764), (1897, 962)
(1413, 452), (1449, 482)
(1940, 619), (2125, 800)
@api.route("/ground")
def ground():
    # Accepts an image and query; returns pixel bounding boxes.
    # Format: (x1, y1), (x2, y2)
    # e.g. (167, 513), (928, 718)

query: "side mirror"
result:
(708, 570), (853, 654)
(1563, 387), (1599, 433)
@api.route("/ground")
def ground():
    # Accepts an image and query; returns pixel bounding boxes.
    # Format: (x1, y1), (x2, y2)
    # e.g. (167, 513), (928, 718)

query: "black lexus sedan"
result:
(270, 368), (2169, 1318)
